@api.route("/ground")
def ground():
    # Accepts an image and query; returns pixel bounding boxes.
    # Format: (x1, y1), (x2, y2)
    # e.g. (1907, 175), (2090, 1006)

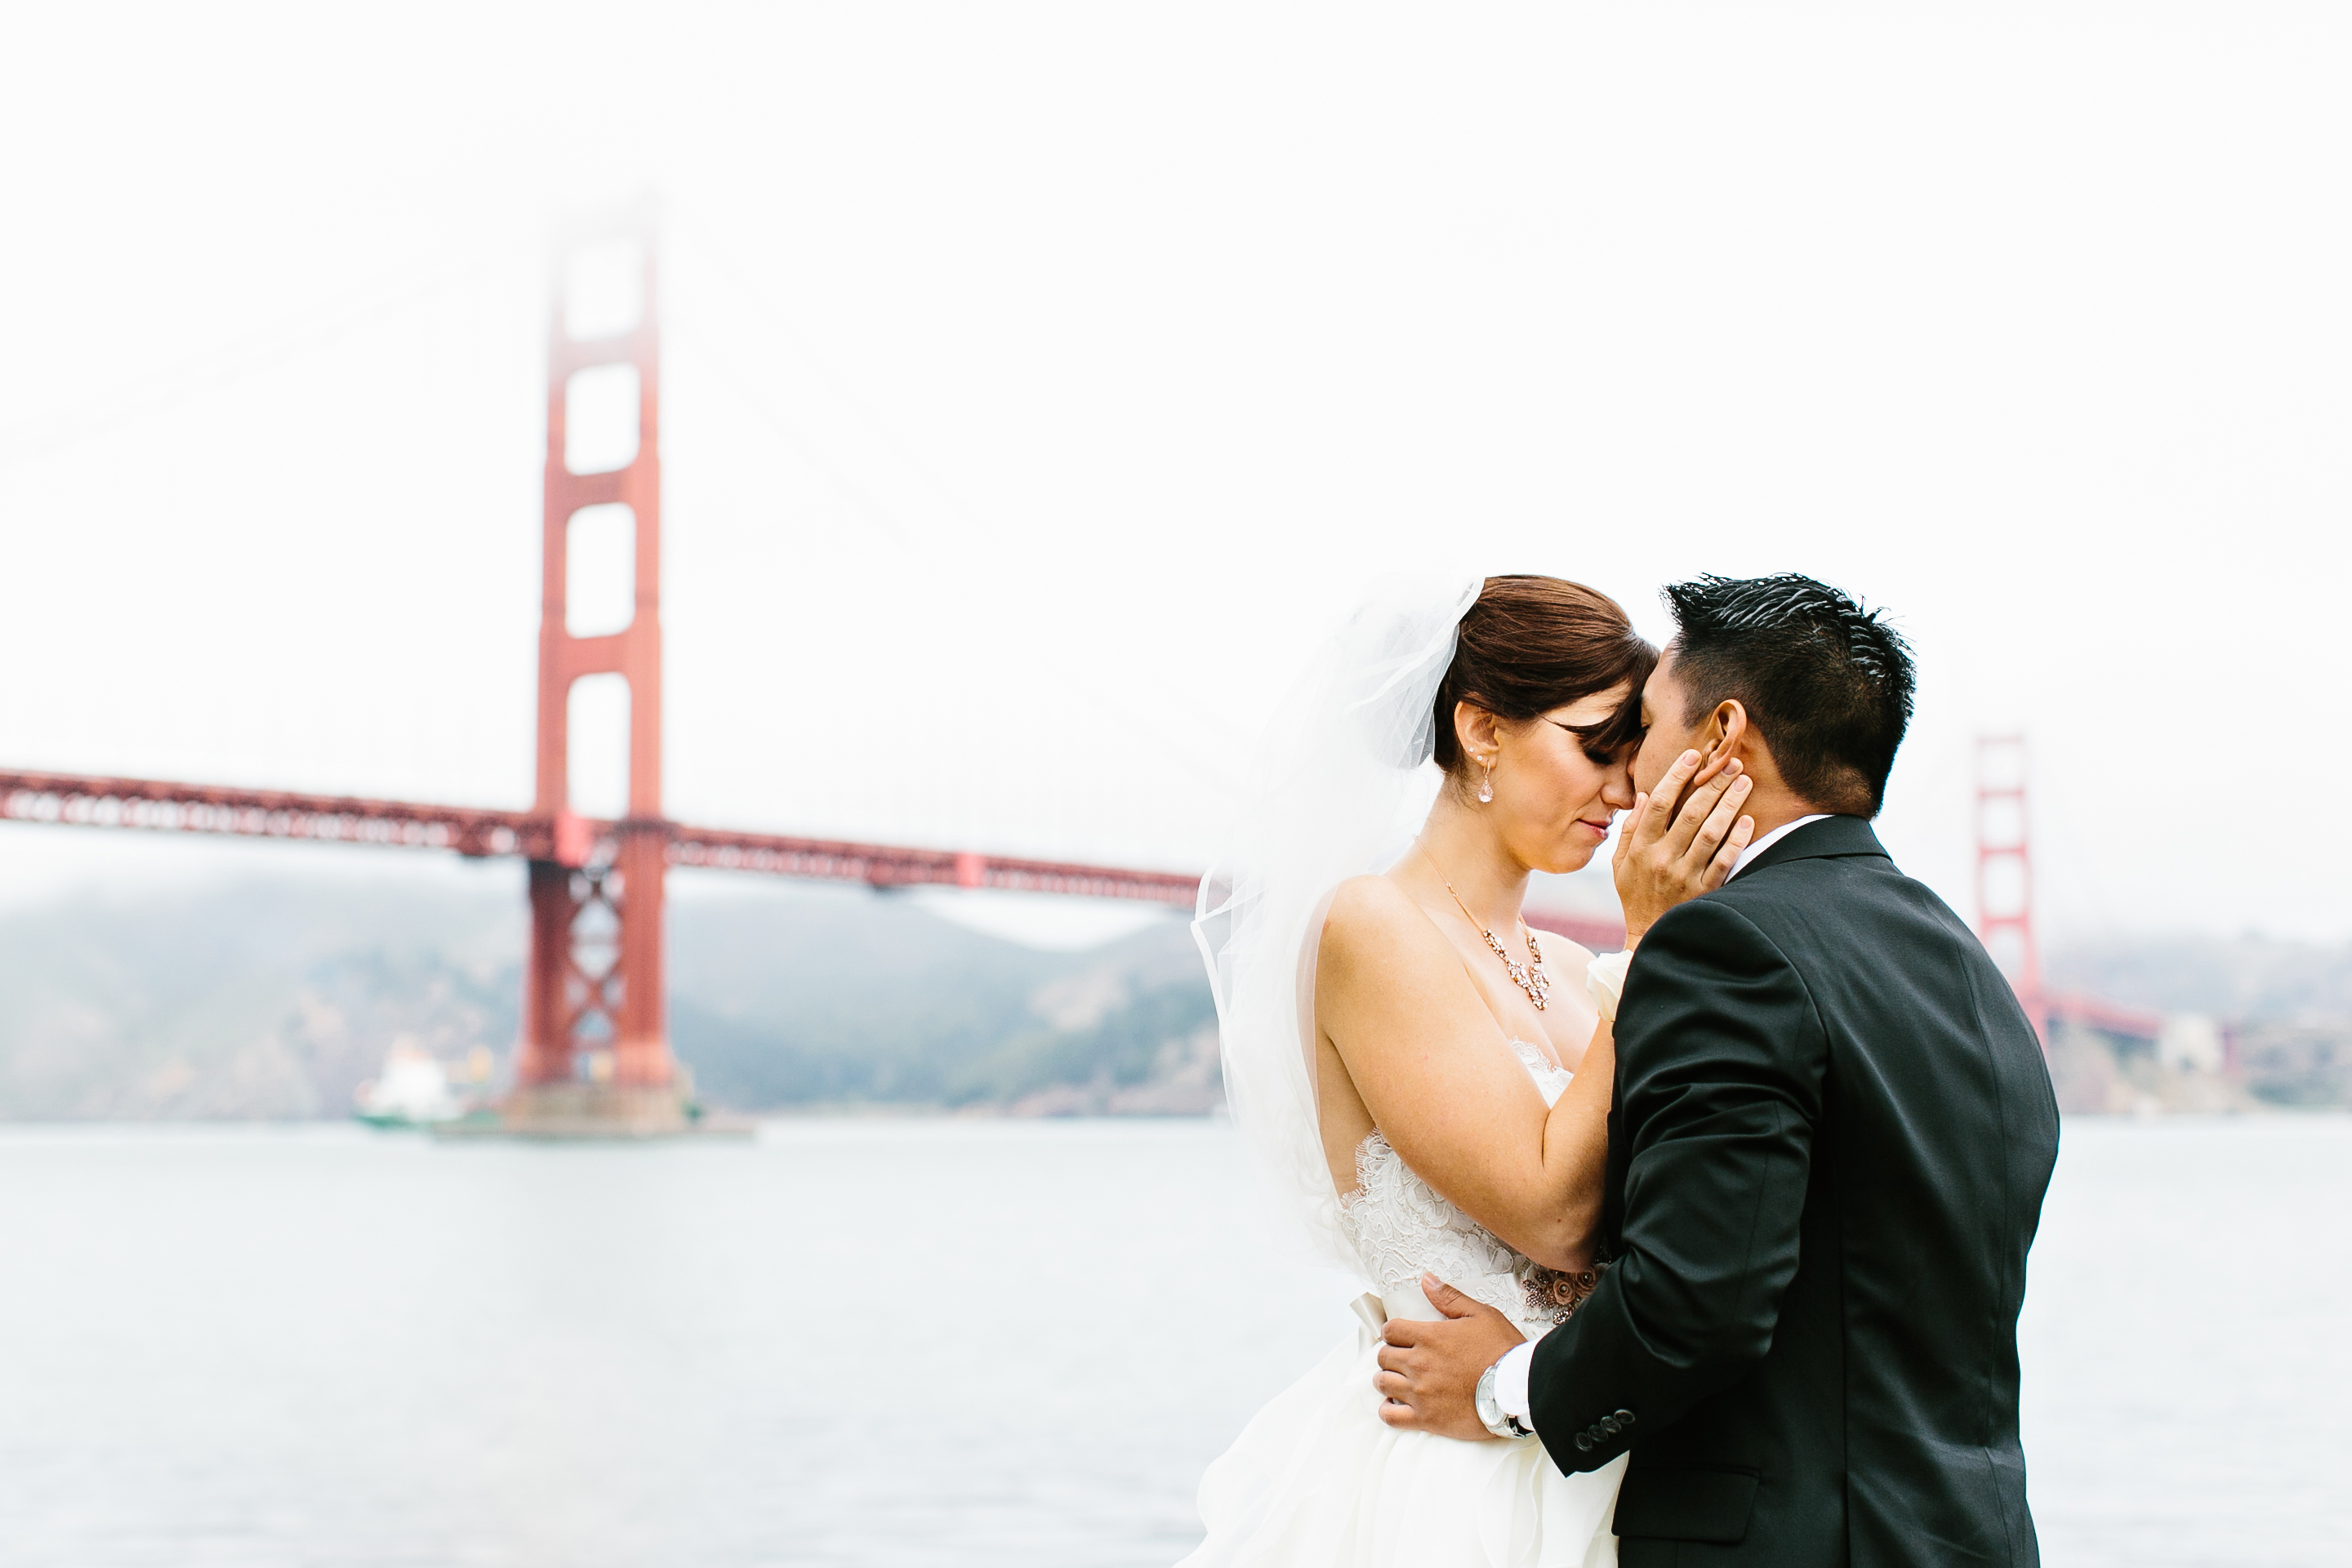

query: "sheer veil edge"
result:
(1190, 576), (1483, 1274)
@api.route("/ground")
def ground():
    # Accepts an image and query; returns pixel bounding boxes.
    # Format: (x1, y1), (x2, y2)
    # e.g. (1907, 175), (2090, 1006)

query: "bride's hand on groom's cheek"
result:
(1373, 1275), (1524, 1442)
(1614, 748), (1754, 947)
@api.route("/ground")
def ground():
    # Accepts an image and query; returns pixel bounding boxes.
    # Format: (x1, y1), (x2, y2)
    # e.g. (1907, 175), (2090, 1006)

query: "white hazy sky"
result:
(0, 4), (2344, 944)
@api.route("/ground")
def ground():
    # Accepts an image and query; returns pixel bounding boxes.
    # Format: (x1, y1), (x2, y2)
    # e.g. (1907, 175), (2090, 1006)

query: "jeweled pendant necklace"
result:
(1421, 849), (1551, 1011)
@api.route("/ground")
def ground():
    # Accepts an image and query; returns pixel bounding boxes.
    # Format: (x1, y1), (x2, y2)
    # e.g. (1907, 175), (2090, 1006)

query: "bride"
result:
(1184, 575), (1752, 1567)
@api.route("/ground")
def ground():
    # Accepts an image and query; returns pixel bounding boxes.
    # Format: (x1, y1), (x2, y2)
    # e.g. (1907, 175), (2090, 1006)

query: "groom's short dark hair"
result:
(1664, 574), (1914, 817)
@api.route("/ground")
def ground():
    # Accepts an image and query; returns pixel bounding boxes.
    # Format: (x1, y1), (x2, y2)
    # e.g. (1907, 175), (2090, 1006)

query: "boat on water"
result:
(358, 1040), (749, 1139)
(354, 1040), (490, 1129)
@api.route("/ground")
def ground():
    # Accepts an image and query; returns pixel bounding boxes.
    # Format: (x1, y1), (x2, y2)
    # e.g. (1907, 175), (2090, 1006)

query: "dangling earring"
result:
(1477, 759), (1495, 804)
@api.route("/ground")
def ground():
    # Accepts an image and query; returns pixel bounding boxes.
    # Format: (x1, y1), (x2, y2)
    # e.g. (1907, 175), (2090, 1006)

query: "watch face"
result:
(1472, 1367), (1510, 1436)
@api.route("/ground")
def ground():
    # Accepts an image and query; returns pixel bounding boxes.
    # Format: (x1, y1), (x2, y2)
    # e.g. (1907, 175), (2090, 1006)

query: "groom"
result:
(1377, 574), (2060, 1565)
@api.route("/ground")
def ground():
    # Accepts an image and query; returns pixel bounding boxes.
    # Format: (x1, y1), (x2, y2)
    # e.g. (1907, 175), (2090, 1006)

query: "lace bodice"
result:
(1336, 1039), (1574, 1325)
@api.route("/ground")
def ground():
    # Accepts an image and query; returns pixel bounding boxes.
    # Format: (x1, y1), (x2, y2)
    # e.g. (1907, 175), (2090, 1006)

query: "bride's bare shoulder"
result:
(1320, 875), (1446, 965)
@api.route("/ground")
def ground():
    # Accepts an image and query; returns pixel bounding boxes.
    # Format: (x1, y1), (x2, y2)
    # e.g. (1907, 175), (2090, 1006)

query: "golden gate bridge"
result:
(0, 220), (2140, 1131)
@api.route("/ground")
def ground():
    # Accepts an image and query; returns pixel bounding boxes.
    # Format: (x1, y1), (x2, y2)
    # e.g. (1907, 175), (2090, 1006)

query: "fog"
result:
(1, 5), (2344, 942)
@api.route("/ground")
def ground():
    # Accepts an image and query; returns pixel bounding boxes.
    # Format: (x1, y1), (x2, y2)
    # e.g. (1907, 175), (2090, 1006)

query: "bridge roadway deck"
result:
(0, 766), (1632, 949)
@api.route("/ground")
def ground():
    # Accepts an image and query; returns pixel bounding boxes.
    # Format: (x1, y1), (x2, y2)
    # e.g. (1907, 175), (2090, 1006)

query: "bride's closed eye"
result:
(1547, 716), (1641, 767)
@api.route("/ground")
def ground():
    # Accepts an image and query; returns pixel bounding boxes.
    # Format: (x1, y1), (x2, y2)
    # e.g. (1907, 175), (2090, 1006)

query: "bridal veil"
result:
(1191, 576), (1483, 1273)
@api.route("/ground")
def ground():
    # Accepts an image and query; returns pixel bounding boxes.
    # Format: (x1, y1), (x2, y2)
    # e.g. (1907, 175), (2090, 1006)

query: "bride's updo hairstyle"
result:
(1429, 575), (1656, 786)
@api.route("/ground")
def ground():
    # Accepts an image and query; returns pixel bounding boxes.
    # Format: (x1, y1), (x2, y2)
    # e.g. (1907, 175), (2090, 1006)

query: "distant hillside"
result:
(0, 873), (1214, 1120)
(4, 872), (2344, 1121)
(2046, 933), (2352, 1022)
(0, 876), (519, 1120)
(2046, 932), (2352, 1108)
(667, 888), (1216, 1113)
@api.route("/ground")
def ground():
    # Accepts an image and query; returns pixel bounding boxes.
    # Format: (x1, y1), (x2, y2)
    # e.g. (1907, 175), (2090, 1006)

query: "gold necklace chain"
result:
(1421, 849), (1551, 1012)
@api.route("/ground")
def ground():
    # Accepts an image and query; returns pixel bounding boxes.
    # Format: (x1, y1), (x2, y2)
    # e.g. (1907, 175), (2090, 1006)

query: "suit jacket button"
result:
(1572, 1432), (1593, 1453)
(1615, 1409), (1636, 1426)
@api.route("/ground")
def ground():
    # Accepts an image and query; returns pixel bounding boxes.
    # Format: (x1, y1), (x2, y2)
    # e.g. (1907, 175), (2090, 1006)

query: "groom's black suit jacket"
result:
(1529, 815), (2059, 1566)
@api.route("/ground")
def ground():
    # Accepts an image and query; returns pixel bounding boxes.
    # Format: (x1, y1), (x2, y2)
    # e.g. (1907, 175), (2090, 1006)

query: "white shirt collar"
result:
(1726, 813), (1834, 880)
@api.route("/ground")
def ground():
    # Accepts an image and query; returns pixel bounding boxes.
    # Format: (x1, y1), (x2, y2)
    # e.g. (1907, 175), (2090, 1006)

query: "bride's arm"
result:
(1539, 1016), (1613, 1270)
(1319, 764), (1750, 1273)
(1318, 877), (1609, 1273)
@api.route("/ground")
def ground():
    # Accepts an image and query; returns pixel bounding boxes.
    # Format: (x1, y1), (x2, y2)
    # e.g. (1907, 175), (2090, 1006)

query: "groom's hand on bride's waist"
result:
(1373, 1274), (1525, 1442)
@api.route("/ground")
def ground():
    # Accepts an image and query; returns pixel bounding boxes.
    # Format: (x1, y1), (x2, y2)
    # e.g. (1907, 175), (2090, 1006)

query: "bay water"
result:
(0, 1116), (2342, 1566)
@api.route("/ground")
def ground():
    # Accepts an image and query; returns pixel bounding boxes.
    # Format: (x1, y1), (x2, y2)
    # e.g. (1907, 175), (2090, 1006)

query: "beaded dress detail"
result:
(1336, 1038), (1576, 1330)
(1179, 1033), (1627, 1568)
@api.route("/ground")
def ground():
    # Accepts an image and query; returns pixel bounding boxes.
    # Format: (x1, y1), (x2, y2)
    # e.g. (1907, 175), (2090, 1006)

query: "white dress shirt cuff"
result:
(1493, 1339), (1538, 1431)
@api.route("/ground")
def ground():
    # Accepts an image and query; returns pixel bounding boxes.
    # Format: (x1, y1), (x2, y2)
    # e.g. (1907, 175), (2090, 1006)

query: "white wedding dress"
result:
(1176, 1038), (1626, 1567)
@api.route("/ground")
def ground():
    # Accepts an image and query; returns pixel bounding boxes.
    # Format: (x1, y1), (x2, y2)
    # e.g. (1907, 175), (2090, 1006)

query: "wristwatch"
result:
(1474, 1360), (1535, 1440)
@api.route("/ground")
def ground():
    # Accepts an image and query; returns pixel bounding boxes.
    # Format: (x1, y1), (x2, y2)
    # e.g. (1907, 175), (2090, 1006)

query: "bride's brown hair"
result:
(1431, 575), (1656, 777)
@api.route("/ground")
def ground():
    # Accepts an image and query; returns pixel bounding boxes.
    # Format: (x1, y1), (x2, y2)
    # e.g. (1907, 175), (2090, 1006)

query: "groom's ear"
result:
(1697, 700), (1750, 781)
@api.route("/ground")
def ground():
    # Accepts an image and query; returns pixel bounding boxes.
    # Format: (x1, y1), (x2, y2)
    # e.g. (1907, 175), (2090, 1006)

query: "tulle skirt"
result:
(1178, 1312), (1624, 1567)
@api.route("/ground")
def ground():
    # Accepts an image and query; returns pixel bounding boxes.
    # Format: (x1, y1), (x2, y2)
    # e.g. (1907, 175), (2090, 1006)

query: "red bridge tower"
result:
(1975, 733), (2045, 1044)
(511, 218), (685, 1132)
